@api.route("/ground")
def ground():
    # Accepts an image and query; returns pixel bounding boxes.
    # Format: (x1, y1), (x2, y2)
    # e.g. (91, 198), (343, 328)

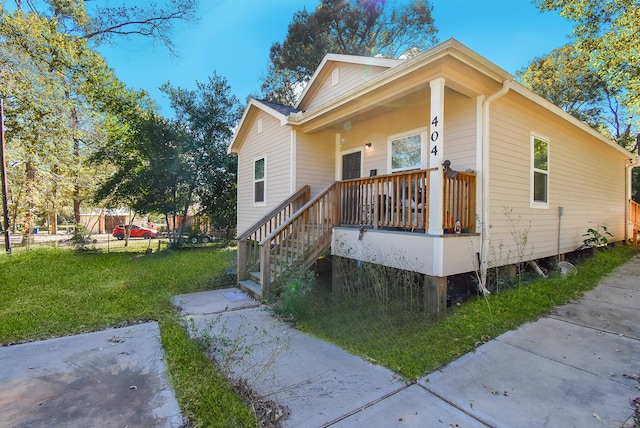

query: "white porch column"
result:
(428, 78), (445, 236)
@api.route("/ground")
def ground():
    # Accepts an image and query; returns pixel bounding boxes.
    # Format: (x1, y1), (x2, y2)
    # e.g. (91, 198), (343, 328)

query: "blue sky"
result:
(97, 0), (574, 116)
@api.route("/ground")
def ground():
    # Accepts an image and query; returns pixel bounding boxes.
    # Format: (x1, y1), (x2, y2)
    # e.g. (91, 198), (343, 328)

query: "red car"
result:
(112, 224), (158, 240)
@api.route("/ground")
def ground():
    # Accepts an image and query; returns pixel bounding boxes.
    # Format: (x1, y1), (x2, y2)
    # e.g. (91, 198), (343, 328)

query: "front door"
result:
(342, 151), (361, 180)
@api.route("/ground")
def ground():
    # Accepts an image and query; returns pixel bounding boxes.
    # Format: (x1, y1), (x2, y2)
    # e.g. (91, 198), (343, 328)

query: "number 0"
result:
(430, 131), (439, 142)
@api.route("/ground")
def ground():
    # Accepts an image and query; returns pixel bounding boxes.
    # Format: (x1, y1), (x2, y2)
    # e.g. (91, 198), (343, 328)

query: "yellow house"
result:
(229, 38), (636, 309)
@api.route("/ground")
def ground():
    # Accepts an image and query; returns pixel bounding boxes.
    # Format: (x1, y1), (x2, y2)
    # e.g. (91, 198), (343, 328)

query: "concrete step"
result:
(238, 279), (262, 300)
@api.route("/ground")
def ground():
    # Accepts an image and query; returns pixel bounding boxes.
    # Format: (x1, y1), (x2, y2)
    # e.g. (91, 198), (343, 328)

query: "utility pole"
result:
(0, 97), (11, 253)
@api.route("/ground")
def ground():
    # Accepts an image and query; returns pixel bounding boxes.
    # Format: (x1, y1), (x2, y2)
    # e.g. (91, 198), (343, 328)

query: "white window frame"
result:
(530, 134), (549, 208)
(387, 127), (428, 173)
(253, 155), (266, 206)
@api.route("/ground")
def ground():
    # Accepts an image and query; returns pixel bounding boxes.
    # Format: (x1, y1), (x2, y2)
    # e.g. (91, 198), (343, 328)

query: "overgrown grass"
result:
(0, 245), (256, 427)
(294, 246), (638, 380)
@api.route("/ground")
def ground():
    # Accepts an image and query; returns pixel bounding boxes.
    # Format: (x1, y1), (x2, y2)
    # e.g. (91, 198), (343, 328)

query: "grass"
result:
(293, 245), (638, 380)
(3, 241), (637, 425)
(0, 245), (256, 427)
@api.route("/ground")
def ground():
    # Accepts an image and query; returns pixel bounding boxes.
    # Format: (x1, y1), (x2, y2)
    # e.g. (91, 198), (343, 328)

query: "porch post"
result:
(428, 78), (445, 235)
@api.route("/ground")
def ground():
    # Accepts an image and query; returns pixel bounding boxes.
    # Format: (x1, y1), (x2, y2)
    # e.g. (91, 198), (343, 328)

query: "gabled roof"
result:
(258, 99), (300, 117)
(228, 99), (300, 154)
(295, 54), (403, 110)
(230, 38), (634, 159)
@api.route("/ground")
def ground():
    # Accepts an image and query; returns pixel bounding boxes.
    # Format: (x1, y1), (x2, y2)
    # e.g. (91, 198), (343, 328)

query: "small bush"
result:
(269, 266), (317, 322)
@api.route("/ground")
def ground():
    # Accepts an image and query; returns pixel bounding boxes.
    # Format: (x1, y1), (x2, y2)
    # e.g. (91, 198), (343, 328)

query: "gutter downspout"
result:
(626, 156), (640, 242)
(479, 79), (513, 295)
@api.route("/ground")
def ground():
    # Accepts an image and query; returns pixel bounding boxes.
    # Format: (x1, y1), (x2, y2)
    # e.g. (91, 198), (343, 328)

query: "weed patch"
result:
(278, 246), (637, 380)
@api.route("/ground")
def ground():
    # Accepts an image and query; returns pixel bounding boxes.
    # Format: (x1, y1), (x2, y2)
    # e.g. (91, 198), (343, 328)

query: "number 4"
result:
(431, 146), (438, 156)
(431, 116), (439, 127)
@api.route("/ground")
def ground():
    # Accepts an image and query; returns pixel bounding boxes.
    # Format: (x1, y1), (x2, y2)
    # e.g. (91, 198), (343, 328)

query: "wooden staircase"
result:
(237, 184), (338, 299)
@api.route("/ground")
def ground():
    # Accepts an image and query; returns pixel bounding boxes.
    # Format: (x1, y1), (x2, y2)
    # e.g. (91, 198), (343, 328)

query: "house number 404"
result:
(430, 116), (439, 155)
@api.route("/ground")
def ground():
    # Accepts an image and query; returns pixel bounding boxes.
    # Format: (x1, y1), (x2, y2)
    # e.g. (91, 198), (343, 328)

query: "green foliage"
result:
(269, 266), (317, 321)
(534, 0), (640, 127)
(0, 246), (234, 343)
(518, 43), (636, 148)
(160, 315), (256, 428)
(0, 0), (198, 236)
(582, 225), (614, 249)
(161, 74), (242, 229)
(261, 0), (438, 104)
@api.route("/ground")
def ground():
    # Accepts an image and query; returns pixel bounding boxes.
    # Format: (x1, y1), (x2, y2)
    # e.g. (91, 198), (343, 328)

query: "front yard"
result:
(0, 243), (636, 426)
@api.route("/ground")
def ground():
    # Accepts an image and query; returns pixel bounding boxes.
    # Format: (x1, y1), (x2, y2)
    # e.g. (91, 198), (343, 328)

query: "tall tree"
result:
(261, 0), (438, 105)
(517, 44), (635, 147)
(94, 73), (242, 243)
(1, 0), (197, 233)
(534, 0), (640, 117)
(161, 73), (242, 232)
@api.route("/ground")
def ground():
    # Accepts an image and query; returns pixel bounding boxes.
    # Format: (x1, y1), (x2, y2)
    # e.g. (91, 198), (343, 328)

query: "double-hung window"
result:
(254, 157), (266, 205)
(388, 128), (427, 173)
(532, 136), (549, 207)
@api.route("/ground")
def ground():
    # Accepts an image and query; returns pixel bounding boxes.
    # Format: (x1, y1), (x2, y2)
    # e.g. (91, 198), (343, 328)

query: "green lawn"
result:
(0, 245), (256, 427)
(2, 243), (636, 425)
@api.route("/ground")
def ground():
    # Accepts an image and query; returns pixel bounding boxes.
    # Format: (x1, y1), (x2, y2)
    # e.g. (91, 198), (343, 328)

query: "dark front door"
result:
(342, 151), (361, 180)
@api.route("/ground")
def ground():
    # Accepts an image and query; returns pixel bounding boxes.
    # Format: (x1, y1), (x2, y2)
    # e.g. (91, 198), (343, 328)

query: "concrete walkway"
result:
(173, 257), (640, 428)
(0, 322), (183, 427)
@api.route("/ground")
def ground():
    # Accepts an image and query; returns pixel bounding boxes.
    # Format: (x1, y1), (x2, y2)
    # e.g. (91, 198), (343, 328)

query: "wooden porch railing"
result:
(259, 183), (338, 295)
(237, 185), (310, 281)
(630, 200), (640, 245)
(340, 168), (476, 233)
(443, 171), (476, 232)
(340, 169), (433, 231)
(237, 169), (477, 297)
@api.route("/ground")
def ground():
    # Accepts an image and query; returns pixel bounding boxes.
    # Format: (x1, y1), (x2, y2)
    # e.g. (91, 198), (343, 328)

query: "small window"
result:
(254, 157), (265, 205)
(532, 137), (549, 205)
(388, 130), (425, 172)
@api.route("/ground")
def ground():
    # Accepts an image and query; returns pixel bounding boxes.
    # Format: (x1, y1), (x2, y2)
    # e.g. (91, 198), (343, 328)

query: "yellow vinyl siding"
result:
(296, 130), (335, 195)
(236, 111), (292, 234)
(304, 64), (394, 111)
(442, 89), (477, 171)
(487, 92), (627, 267)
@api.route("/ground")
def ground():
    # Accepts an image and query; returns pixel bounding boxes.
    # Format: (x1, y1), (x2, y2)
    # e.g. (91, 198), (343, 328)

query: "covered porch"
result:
(237, 167), (478, 298)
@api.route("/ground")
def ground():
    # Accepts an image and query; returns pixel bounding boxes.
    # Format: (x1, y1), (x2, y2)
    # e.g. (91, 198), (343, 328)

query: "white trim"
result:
(253, 155), (267, 207)
(335, 133), (342, 181)
(229, 99), (290, 154)
(290, 130), (297, 193)
(387, 127), (428, 173)
(530, 134), (550, 209)
(295, 53), (402, 109)
(340, 146), (364, 180)
(257, 118), (263, 134)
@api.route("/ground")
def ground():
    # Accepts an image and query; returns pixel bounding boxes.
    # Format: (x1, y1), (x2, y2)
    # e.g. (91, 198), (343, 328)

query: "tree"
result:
(517, 44), (636, 147)
(94, 73), (242, 244)
(161, 73), (242, 233)
(261, 0), (438, 105)
(534, 0), (640, 117)
(0, 0), (197, 233)
(7, 0), (198, 53)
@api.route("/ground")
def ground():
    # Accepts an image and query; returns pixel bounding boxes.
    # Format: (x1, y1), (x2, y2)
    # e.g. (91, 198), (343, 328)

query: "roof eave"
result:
(228, 99), (290, 154)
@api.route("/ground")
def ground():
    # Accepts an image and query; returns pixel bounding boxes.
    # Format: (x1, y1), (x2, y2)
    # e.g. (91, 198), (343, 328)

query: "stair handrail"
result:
(258, 182), (337, 246)
(237, 185), (310, 241)
(258, 182), (339, 295)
